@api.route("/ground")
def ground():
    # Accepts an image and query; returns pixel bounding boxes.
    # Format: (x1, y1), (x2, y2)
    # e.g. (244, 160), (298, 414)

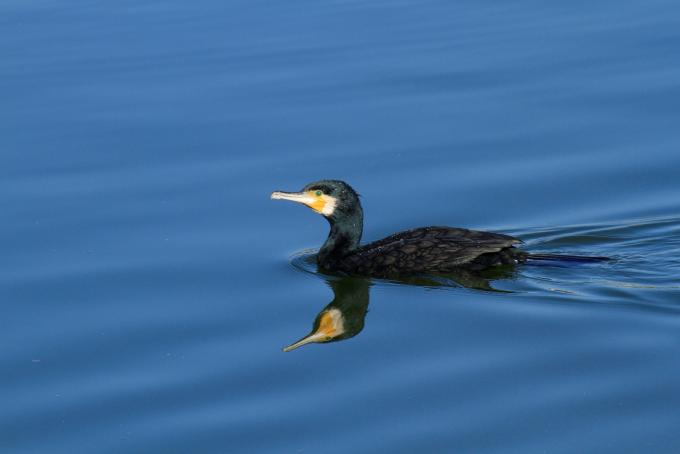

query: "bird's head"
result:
(271, 179), (361, 222)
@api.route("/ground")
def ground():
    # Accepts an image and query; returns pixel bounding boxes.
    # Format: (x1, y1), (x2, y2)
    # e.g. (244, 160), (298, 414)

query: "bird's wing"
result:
(345, 226), (521, 274)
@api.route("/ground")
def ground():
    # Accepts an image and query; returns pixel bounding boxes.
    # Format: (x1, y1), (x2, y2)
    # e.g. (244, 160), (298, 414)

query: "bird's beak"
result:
(271, 191), (316, 206)
(271, 190), (332, 215)
(282, 331), (329, 352)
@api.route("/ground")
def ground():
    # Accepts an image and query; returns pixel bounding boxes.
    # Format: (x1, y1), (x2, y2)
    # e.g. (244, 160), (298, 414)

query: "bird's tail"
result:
(525, 253), (610, 263)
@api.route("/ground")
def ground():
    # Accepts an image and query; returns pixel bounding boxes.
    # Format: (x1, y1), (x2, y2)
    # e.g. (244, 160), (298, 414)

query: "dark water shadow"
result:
(290, 249), (516, 291)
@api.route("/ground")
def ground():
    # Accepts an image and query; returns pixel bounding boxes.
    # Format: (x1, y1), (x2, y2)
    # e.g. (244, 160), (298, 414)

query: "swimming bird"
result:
(271, 180), (607, 278)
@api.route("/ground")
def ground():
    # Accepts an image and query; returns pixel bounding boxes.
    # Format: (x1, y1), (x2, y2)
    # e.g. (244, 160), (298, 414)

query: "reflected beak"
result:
(282, 331), (330, 352)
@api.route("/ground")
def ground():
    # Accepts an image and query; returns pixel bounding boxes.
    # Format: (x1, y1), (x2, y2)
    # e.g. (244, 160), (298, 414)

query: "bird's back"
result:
(321, 226), (523, 277)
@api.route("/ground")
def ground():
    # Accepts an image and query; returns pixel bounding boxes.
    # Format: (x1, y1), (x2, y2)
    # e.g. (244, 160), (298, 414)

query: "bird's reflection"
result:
(283, 266), (515, 351)
(284, 277), (370, 352)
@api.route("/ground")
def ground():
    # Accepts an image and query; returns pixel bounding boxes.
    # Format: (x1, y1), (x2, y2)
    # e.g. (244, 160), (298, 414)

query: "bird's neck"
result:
(318, 214), (363, 267)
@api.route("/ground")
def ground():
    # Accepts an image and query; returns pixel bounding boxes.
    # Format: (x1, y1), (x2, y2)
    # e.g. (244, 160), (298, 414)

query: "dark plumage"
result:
(271, 180), (607, 278)
(333, 226), (524, 275)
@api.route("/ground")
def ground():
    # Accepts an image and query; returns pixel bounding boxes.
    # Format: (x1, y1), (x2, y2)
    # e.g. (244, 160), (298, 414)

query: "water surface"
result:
(2, 1), (680, 452)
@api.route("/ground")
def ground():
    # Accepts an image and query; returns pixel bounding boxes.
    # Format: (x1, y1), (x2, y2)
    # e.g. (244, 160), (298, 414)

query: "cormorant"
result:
(272, 180), (607, 278)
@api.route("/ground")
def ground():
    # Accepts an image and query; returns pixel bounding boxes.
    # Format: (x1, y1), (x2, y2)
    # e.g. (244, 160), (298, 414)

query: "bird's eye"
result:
(315, 190), (322, 196)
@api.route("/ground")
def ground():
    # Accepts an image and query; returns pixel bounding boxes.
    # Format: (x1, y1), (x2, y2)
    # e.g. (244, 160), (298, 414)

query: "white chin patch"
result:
(321, 195), (337, 216)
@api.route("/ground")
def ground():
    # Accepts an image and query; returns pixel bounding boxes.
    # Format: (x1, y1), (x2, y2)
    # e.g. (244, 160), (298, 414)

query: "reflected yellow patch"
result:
(317, 311), (337, 338)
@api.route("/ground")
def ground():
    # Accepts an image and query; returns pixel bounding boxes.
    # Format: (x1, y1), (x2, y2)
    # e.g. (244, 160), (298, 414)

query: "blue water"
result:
(2, 1), (680, 452)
